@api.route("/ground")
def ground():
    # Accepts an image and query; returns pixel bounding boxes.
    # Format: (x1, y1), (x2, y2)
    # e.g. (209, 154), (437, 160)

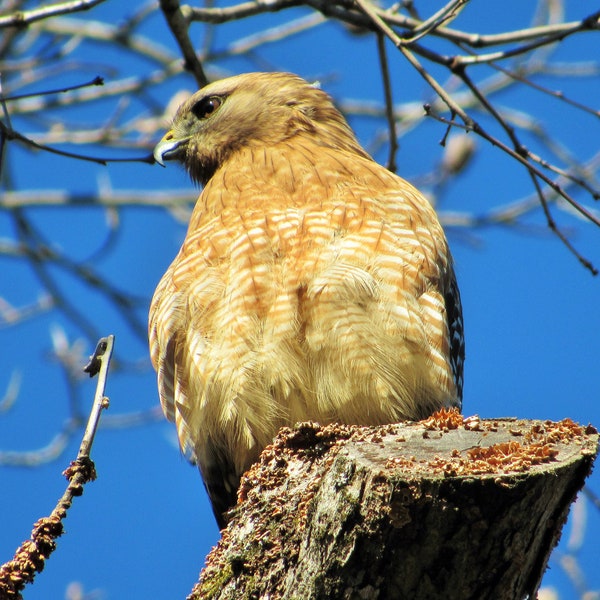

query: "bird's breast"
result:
(153, 150), (457, 475)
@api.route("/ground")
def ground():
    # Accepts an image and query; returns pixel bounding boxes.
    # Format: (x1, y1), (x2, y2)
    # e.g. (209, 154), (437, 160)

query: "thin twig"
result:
(483, 58), (600, 119)
(453, 10), (600, 66)
(403, 0), (467, 45)
(80, 336), (115, 455)
(0, 419), (80, 467)
(453, 66), (600, 227)
(159, 0), (208, 87)
(375, 33), (398, 172)
(0, 0), (109, 29)
(0, 335), (113, 598)
(307, 0), (600, 50)
(353, 0), (598, 274)
(3, 76), (104, 101)
(0, 371), (21, 414)
(221, 12), (326, 57)
(353, 0), (472, 125)
(1, 120), (154, 165)
(0, 189), (196, 208)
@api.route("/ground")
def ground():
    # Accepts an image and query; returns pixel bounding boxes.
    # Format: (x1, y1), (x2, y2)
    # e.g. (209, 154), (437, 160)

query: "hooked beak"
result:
(153, 131), (189, 166)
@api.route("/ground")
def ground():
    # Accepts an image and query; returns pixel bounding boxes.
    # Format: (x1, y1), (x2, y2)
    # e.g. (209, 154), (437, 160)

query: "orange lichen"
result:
(422, 407), (464, 431)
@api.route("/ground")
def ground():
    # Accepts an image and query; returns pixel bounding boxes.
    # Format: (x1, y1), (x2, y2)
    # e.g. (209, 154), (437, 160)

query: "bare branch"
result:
(0, 189), (196, 209)
(484, 59), (600, 120)
(217, 12), (326, 58)
(453, 10), (600, 66)
(0, 420), (79, 467)
(185, 0), (301, 24)
(0, 335), (113, 599)
(2, 75), (104, 101)
(80, 336), (114, 453)
(351, 0), (599, 273)
(0, 371), (21, 414)
(375, 33), (398, 173)
(306, 1), (600, 50)
(0, 0), (109, 29)
(159, 0), (208, 87)
(402, 0), (467, 45)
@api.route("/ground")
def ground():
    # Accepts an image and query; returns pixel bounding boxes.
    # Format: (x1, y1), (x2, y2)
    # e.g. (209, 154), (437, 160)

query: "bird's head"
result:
(153, 72), (367, 185)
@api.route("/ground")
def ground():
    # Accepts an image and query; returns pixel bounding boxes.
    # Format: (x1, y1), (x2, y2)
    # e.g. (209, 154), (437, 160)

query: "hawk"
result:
(150, 72), (464, 528)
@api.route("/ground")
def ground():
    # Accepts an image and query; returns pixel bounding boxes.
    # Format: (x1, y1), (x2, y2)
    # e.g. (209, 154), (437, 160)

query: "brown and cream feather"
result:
(149, 72), (464, 528)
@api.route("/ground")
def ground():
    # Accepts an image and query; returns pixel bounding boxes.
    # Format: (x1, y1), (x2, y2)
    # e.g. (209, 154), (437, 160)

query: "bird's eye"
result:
(192, 96), (223, 120)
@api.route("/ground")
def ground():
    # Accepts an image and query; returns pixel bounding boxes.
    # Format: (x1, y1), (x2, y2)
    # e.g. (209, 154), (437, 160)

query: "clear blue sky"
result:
(0, 2), (598, 598)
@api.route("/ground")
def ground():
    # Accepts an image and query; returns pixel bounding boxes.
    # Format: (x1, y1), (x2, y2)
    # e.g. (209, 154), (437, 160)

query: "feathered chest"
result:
(170, 197), (439, 324)
(149, 144), (459, 476)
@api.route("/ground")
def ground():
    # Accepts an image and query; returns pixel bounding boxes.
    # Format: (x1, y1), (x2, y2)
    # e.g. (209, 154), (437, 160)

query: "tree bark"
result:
(190, 412), (598, 600)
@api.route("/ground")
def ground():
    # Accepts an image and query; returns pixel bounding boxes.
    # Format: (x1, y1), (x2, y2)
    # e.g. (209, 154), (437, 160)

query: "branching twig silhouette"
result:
(0, 335), (113, 599)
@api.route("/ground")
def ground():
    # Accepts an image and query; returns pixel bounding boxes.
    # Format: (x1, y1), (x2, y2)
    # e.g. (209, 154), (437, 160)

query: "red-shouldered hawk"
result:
(150, 72), (464, 529)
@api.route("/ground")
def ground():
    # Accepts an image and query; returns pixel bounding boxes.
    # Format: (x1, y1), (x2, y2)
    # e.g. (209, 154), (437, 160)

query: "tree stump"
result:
(190, 411), (598, 600)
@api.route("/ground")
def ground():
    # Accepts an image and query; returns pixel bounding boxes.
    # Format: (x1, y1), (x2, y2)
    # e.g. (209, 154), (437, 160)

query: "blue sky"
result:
(0, 2), (598, 598)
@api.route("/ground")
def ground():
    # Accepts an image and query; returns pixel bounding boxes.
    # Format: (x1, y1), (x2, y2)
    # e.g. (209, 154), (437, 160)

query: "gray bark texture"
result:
(190, 412), (598, 600)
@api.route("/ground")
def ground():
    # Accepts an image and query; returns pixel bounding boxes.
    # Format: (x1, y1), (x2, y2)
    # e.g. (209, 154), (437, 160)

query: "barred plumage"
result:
(149, 72), (464, 528)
